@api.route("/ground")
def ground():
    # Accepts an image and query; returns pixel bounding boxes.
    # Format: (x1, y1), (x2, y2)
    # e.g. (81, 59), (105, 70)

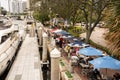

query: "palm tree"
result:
(107, 18), (120, 59)
(106, 0), (120, 59)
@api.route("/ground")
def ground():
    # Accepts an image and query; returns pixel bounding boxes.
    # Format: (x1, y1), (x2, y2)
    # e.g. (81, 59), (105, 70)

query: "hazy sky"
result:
(0, 0), (27, 11)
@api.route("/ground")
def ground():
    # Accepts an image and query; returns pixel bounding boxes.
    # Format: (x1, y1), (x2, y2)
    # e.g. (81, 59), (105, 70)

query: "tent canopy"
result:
(78, 47), (103, 56)
(68, 41), (85, 47)
(89, 56), (120, 70)
(62, 35), (73, 39)
(50, 28), (58, 32)
(55, 30), (70, 35)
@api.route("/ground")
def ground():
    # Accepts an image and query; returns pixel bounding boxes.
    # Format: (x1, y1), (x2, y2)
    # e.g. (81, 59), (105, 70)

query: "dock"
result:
(6, 34), (43, 80)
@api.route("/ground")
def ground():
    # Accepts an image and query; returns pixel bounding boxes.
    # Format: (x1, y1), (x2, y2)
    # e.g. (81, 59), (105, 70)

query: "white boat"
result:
(0, 26), (21, 76)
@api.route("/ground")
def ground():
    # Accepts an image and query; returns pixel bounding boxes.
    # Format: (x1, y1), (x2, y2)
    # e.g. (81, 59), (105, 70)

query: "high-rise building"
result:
(11, 1), (18, 14)
(0, 2), (1, 8)
(0, 2), (1, 14)
(27, 0), (30, 10)
(19, 1), (27, 13)
(11, 0), (27, 14)
(22, 1), (27, 12)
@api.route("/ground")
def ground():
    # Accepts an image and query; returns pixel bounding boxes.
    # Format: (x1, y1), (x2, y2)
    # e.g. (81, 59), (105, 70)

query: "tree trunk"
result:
(72, 21), (75, 26)
(85, 29), (92, 43)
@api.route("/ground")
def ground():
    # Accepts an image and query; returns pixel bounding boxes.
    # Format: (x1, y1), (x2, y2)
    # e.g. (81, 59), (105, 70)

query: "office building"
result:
(11, 0), (27, 14)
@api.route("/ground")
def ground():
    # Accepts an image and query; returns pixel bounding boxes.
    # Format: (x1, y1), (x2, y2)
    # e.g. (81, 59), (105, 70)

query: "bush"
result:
(67, 26), (85, 37)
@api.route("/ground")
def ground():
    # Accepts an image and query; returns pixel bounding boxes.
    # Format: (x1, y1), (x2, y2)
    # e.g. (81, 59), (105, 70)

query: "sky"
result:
(0, 0), (27, 11)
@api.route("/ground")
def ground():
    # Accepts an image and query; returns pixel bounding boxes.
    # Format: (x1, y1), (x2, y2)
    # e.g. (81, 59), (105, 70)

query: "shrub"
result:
(67, 26), (85, 37)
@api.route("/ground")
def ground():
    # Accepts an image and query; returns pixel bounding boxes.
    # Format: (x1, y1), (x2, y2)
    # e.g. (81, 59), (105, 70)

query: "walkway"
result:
(6, 34), (43, 80)
(61, 57), (82, 80)
(62, 52), (89, 80)
(45, 25), (89, 80)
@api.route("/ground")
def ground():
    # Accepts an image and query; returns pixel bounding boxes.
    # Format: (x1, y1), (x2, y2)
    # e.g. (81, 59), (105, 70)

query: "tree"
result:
(31, 0), (85, 26)
(48, 0), (80, 25)
(31, 0), (110, 43)
(1, 10), (7, 16)
(33, 0), (50, 24)
(78, 0), (110, 43)
(105, 0), (120, 59)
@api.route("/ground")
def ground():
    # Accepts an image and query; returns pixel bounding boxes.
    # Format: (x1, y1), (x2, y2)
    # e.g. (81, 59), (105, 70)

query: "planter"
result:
(64, 71), (74, 80)
(59, 61), (67, 72)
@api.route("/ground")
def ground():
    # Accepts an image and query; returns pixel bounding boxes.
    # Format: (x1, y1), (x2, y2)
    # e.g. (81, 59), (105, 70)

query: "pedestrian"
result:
(94, 69), (102, 80)
(112, 73), (120, 80)
(89, 68), (97, 80)
(59, 37), (63, 48)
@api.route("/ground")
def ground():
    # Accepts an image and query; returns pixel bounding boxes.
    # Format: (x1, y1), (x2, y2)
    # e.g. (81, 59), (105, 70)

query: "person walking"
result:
(94, 69), (102, 80)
